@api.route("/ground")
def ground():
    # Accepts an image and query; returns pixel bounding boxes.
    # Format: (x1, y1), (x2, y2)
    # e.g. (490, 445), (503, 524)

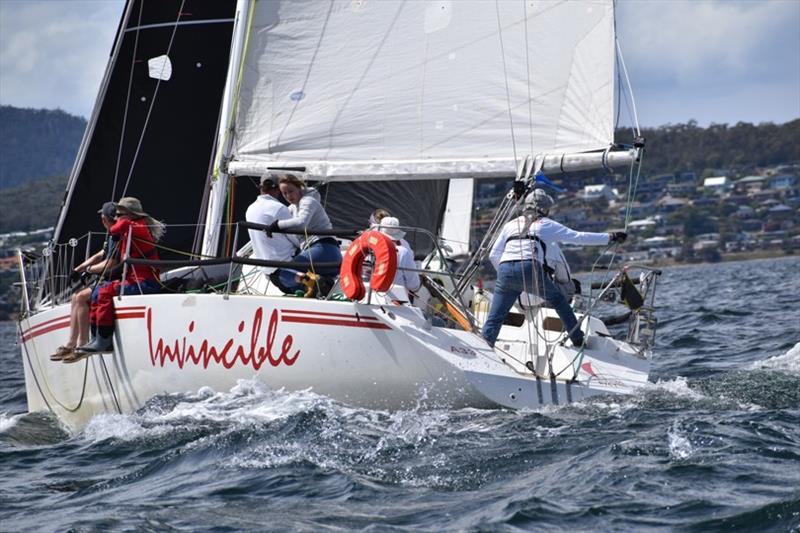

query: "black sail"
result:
(54, 0), (236, 258)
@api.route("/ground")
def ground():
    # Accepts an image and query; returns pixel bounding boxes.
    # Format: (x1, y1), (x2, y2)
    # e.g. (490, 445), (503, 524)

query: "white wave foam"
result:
(83, 413), (145, 442)
(80, 379), (342, 444)
(667, 424), (693, 460)
(751, 342), (800, 374)
(158, 379), (333, 425)
(648, 376), (705, 400)
(0, 412), (20, 433)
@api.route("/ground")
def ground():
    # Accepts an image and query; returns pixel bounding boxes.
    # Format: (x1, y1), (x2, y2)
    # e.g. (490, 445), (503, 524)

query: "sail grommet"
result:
(339, 230), (398, 300)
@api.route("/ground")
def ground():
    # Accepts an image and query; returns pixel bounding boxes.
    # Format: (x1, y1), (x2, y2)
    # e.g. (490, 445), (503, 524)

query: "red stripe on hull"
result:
(115, 313), (146, 320)
(21, 320), (70, 342)
(21, 314), (70, 337)
(282, 316), (391, 330)
(115, 306), (146, 311)
(280, 309), (381, 321)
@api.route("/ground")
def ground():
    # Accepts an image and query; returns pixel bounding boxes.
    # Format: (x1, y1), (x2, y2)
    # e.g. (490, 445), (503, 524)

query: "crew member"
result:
(51, 202), (118, 362)
(245, 174), (300, 291)
(482, 189), (626, 348)
(77, 197), (164, 354)
(270, 173), (342, 295)
(378, 217), (420, 302)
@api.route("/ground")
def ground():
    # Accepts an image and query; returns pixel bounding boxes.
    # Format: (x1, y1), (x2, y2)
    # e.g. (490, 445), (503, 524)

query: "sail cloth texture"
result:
(228, 0), (616, 180)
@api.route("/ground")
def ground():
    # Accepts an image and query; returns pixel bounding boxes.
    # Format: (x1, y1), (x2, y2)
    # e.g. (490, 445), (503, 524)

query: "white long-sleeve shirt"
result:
(245, 195), (299, 273)
(489, 216), (610, 269)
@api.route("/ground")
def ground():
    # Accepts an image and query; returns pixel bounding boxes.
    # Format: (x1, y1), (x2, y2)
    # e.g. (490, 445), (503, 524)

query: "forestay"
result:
(225, 0), (616, 181)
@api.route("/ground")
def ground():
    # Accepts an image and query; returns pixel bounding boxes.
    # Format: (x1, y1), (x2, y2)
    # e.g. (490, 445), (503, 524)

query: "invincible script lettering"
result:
(147, 307), (300, 369)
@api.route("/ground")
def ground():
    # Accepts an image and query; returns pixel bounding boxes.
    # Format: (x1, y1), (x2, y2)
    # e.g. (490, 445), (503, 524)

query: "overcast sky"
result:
(0, 0), (798, 128)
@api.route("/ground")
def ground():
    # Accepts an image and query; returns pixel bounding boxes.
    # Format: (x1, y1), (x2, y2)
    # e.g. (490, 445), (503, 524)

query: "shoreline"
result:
(573, 250), (797, 275)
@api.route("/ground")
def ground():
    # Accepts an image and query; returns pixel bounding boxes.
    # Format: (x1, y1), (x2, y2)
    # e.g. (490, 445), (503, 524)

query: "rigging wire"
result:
(110, 0), (144, 201)
(495, 0), (519, 168)
(120, 0), (188, 198)
(523, 0), (534, 157)
(616, 38), (641, 138)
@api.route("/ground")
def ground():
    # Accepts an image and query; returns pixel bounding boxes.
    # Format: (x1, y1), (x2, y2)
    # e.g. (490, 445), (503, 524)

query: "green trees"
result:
(0, 106), (86, 190)
(616, 119), (800, 178)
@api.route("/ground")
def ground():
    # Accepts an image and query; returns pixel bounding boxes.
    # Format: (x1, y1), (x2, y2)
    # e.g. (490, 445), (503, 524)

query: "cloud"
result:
(0, 0), (124, 117)
(616, 0), (799, 126)
(0, 0), (797, 127)
(618, 0), (799, 84)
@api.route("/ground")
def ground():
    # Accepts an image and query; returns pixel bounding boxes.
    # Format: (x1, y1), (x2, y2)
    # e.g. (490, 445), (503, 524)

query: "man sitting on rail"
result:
(245, 174), (300, 292)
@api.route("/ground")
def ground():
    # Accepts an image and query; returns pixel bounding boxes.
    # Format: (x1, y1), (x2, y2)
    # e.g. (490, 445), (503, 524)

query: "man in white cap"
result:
(378, 217), (420, 301)
(482, 189), (627, 348)
(245, 174), (300, 291)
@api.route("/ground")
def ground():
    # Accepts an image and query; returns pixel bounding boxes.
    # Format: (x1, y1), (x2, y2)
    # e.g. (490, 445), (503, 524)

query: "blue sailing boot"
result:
(75, 326), (114, 354)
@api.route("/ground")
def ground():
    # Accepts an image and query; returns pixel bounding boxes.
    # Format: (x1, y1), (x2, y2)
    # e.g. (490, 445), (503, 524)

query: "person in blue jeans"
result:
(482, 189), (626, 348)
(268, 172), (342, 295)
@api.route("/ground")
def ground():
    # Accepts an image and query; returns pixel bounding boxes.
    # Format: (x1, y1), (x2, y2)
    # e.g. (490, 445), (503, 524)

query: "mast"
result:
(202, 0), (253, 258)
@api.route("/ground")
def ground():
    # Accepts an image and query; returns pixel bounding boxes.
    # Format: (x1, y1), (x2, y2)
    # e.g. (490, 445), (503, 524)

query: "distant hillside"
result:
(616, 119), (800, 177)
(0, 174), (67, 233)
(0, 105), (85, 189)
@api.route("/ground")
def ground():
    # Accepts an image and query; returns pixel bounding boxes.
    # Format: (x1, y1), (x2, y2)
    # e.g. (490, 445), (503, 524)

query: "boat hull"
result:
(18, 294), (650, 430)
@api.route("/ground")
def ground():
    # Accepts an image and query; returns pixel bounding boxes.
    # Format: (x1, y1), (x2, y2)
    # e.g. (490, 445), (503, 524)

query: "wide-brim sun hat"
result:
(115, 197), (148, 218)
(377, 216), (406, 240)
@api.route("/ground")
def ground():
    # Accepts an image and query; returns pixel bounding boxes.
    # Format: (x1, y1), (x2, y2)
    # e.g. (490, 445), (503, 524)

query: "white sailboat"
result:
(17, 0), (658, 430)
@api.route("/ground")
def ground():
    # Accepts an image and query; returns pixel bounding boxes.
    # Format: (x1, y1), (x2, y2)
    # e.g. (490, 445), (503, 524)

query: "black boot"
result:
(89, 323), (97, 343)
(76, 325), (114, 354)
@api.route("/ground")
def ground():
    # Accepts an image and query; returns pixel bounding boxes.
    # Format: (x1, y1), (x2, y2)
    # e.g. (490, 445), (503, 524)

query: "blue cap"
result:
(97, 202), (116, 219)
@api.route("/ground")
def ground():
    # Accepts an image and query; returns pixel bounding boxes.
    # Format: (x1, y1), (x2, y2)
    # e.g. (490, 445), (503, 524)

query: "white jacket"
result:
(489, 216), (610, 269)
(245, 195), (299, 273)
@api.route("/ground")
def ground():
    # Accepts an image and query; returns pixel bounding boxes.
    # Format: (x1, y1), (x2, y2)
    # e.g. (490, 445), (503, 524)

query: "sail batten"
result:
(227, 0), (616, 178)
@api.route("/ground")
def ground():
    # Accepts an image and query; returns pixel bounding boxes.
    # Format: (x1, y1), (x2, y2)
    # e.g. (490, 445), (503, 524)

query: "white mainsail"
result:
(224, 0), (616, 179)
(203, 0), (624, 255)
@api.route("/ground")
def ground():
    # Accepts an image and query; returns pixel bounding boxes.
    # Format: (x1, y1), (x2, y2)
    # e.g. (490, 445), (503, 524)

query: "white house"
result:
(582, 184), (616, 201)
(703, 176), (731, 191)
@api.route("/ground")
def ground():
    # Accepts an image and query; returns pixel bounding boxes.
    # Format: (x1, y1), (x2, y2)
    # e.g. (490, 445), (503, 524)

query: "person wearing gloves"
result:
(269, 173), (342, 295)
(482, 189), (626, 348)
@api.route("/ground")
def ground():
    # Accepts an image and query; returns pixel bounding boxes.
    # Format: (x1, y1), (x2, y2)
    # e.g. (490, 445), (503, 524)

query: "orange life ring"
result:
(339, 230), (398, 300)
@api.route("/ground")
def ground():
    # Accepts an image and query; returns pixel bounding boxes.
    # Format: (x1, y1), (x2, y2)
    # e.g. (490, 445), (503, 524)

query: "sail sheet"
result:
(54, 0), (236, 256)
(227, 0), (616, 180)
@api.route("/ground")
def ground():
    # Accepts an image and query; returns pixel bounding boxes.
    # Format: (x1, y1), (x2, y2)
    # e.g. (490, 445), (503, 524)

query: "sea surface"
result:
(1, 257), (799, 531)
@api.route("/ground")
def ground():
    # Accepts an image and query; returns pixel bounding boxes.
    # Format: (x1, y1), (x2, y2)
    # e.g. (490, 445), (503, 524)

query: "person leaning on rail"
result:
(481, 189), (626, 349)
(72, 197), (165, 357)
(51, 202), (118, 362)
(267, 172), (342, 297)
(245, 174), (301, 292)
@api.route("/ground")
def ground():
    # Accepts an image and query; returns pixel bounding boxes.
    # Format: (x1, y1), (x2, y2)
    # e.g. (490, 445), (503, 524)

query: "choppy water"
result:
(1, 257), (799, 531)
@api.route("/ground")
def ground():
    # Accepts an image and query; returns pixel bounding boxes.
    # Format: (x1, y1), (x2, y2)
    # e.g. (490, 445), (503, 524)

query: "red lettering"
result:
(146, 307), (300, 370)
